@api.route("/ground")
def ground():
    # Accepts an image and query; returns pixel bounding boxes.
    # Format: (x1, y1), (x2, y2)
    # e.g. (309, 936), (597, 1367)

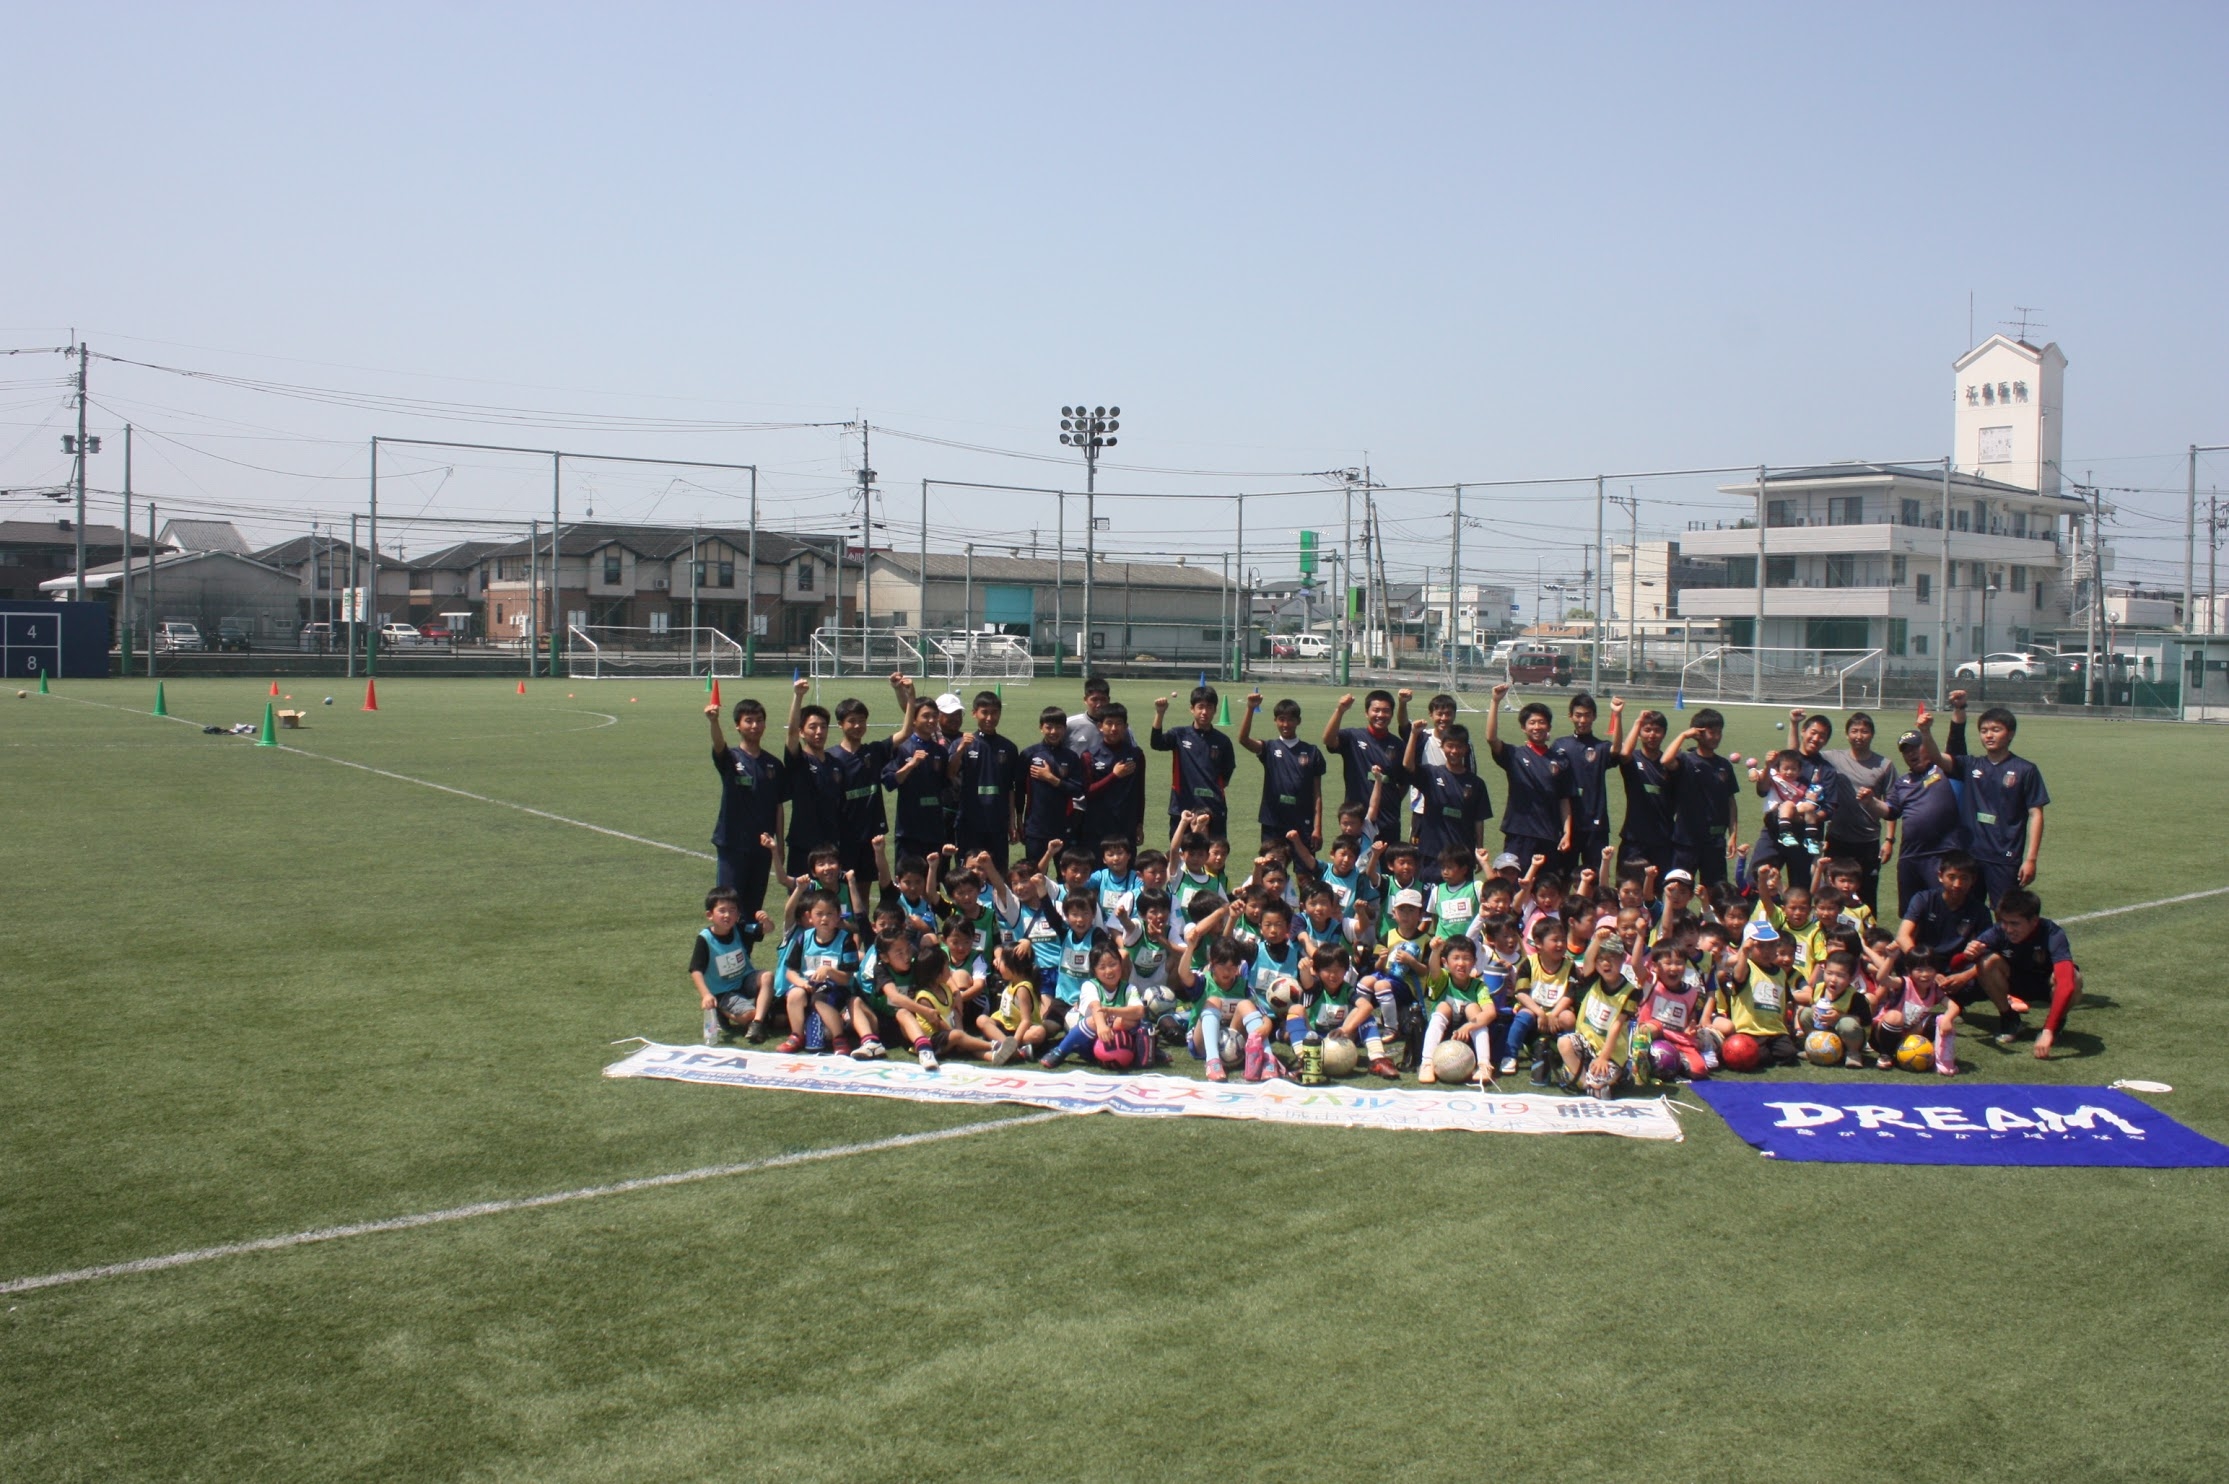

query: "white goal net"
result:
(567, 625), (743, 679)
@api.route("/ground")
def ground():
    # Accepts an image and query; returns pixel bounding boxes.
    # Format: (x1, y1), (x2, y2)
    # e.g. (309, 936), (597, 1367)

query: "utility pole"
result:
(1592, 473), (1605, 691)
(1449, 484), (1464, 692)
(1608, 486), (1639, 682)
(120, 424), (133, 670)
(1751, 464), (1766, 702)
(745, 465), (759, 675)
(2209, 490), (2221, 631)
(919, 477), (930, 640)
(1937, 457), (1952, 704)
(2188, 444), (2198, 635)
(2081, 477), (2097, 708)
(856, 422), (874, 675)
(349, 513), (359, 678)
(145, 500), (156, 680)
(1233, 492), (1246, 682)
(1340, 470), (1354, 684)
(71, 341), (89, 600)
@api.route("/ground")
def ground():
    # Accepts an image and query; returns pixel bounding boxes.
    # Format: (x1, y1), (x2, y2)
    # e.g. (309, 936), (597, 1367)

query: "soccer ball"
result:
(1804, 1030), (1844, 1067)
(1430, 1041), (1478, 1084)
(13, 690), (23, 699)
(1719, 1032), (1763, 1071)
(323, 697), (334, 706)
(1267, 978), (1299, 1013)
(1896, 1034), (1935, 1073)
(1648, 1040), (1683, 1081)
(1092, 1036), (1138, 1070)
(1140, 985), (1178, 1022)
(1221, 1033), (1245, 1069)
(1321, 1035), (1359, 1078)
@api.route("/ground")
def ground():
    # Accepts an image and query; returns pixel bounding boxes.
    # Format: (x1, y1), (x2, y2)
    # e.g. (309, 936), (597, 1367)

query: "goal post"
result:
(566, 625), (743, 679)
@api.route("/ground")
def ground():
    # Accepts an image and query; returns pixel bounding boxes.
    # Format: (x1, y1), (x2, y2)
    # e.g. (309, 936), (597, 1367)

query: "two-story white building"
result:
(1675, 336), (2087, 670)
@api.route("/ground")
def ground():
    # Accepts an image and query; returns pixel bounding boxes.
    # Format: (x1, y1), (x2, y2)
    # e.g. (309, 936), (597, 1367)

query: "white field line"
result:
(37, 691), (711, 862)
(2063, 885), (2229, 923)
(0, 1111), (1065, 1297)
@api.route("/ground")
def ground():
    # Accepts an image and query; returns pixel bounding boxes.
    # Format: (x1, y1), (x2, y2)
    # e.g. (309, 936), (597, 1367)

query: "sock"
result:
(1507, 1009), (1536, 1060)
(913, 1037), (932, 1052)
(1365, 1034), (1387, 1060)
(1201, 1010), (1223, 1064)
(1284, 1015), (1307, 1046)
(1471, 1027), (1493, 1066)
(1420, 1009), (1447, 1064)
(1053, 1023), (1095, 1060)
(1242, 1010), (1266, 1042)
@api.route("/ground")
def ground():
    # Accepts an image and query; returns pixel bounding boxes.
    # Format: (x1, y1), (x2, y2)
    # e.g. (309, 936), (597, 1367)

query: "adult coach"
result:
(1660, 708), (1738, 891)
(1483, 684), (1572, 867)
(1860, 723), (1966, 914)
(1917, 690), (2048, 908)
(1804, 708), (1894, 910)
(706, 696), (785, 938)
(1323, 687), (1410, 845)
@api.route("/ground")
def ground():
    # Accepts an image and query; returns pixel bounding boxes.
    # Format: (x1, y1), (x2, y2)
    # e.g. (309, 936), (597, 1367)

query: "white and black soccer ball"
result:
(1140, 985), (1178, 1023)
(1321, 1035), (1359, 1078)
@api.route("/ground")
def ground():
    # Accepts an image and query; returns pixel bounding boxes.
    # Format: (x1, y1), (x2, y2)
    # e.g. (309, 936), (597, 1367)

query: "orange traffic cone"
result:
(362, 678), (379, 711)
(269, 680), (280, 697)
(517, 679), (527, 695)
(710, 679), (721, 709)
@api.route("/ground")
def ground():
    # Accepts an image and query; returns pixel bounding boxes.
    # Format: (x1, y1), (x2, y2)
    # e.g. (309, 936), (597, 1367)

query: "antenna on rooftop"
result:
(2004, 306), (2047, 343)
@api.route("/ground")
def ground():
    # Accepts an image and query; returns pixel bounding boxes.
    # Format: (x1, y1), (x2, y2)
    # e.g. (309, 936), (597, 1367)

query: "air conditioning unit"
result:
(653, 579), (669, 590)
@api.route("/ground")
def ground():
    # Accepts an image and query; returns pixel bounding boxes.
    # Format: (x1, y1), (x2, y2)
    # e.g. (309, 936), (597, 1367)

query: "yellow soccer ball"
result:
(1895, 1034), (1935, 1073)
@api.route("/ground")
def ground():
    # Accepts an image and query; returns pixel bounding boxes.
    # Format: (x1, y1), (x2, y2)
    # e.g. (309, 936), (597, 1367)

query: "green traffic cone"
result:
(256, 701), (279, 747)
(704, 672), (713, 693)
(996, 682), (1004, 700)
(1216, 693), (1232, 725)
(152, 681), (167, 717)
(37, 669), (49, 694)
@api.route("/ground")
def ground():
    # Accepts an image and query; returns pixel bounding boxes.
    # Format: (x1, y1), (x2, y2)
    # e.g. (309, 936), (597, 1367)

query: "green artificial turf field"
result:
(5, 674), (2228, 1482)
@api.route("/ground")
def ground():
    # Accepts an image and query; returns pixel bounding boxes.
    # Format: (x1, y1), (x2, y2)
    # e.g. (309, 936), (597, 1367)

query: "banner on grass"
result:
(1694, 1082), (2229, 1167)
(604, 1044), (1682, 1141)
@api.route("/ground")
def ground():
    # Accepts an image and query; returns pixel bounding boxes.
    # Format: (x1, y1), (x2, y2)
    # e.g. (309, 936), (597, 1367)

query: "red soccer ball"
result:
(1719, 1032), (1763, 1072)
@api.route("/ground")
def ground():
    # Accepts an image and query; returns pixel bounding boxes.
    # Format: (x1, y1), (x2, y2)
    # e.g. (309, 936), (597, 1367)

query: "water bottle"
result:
(1299, 1030), (1325, 1086)
(804, 1013), (828, 1052)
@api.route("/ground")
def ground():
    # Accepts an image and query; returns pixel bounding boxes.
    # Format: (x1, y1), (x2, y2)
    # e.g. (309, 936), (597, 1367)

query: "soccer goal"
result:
(922, 631), (1035, 688)
(1676, 646), (1887, 708)
(808, 626), (926, 682)
(566, 625), (743, 679)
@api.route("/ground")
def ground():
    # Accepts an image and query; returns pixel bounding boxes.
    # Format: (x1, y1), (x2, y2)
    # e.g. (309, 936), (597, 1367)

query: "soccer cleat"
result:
(702, 1008), (722, 1047)
(1039, 1051), (1065, 1070)
(1875, 1055), (1894, 1070)
(1993, 1014), (2025, 1047)
(832, 1036), (856, 1058)
(776, 1034), (806, 1054)
(989, 1033), (1018, 1066)
(1204, 1057), (1227, 1082)
(744, 1018), (769, 1045)
(1368, 1057), (1401, 1080)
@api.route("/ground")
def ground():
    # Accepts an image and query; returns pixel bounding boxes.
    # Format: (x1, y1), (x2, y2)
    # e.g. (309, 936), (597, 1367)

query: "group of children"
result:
(688, 680), (2079, 1096)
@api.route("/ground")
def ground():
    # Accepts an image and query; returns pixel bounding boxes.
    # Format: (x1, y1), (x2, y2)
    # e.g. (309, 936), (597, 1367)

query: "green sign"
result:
(1298, 530), (1318, 576)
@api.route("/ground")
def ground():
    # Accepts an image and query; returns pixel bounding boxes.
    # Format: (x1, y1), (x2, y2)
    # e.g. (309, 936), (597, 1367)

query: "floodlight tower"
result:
(1059, 404), (1118, 670)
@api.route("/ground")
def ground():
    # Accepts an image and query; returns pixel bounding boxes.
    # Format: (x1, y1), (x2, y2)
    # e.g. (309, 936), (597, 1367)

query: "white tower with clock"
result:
(1953, 333), (2066, 495)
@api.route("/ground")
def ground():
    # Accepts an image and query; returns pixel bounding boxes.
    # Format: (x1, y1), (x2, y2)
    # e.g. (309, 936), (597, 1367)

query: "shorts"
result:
(1671, 842), (1728, 888)
(1617, 839), (1675, 876)
(1975, 857), (2021, 913)
(711, 987), (759, 1027)
(953, 826), (1011, 875)
(1501, 832), (1560, 871)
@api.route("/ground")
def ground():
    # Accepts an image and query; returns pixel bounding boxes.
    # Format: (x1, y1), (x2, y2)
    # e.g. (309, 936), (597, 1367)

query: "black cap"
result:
(1897, 730), (1924, 752)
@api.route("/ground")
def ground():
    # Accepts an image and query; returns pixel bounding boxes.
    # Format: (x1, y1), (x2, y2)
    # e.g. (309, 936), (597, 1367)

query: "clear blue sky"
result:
(4, 2), (2224, 599)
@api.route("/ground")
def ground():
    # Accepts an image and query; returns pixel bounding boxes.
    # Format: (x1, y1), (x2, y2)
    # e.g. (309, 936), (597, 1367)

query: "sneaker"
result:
(702, 1007), (722, 1047)
(832, 1036), (856, 1058)
(918, 1046), (939, 1071)
(2006, 994), (2032, 1015)
(1368, 1057), (1401, 1080)
(1039, 1051), (1065, 1070)
(744, 1018), (769, 1045)
(1498, 1056), (1518, 1076)
(1875, 1055), (1893, 1070)
(776, 1034), (806, 1054)
(989, 1033), (1018, 1066)
(853, 1037), (886, 1060)
(1205, 1058), (1227, 1082)
(1993, 1014), (2025, 1047)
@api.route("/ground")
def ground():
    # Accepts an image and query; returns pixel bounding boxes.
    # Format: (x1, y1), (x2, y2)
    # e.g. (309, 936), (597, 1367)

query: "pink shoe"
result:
(1243, 1031), (1267, 1082)
(1205, 1057), (1227, 1082)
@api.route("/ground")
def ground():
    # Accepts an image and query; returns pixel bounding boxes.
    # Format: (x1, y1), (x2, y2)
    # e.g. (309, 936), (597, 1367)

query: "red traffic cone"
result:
(517, 679), (527, 695)
(362, 678), (379, 711)
(269, 680), (280, 697)
(710, 679), (721, 709)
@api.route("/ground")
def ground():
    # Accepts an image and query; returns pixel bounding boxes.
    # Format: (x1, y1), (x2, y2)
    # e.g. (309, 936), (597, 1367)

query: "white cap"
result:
(934, 692), (965, 714)
(1391, 888), (1426, 910)
(1663, 868), (1695, 885)
(1490, 852), (1521, 872)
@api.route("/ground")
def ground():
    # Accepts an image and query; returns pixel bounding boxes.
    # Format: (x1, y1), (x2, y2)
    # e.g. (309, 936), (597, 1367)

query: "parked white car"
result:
(378, 623), (424, 650)
(1953, 650), (2048, 681)
(155, 621), (204, 652)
